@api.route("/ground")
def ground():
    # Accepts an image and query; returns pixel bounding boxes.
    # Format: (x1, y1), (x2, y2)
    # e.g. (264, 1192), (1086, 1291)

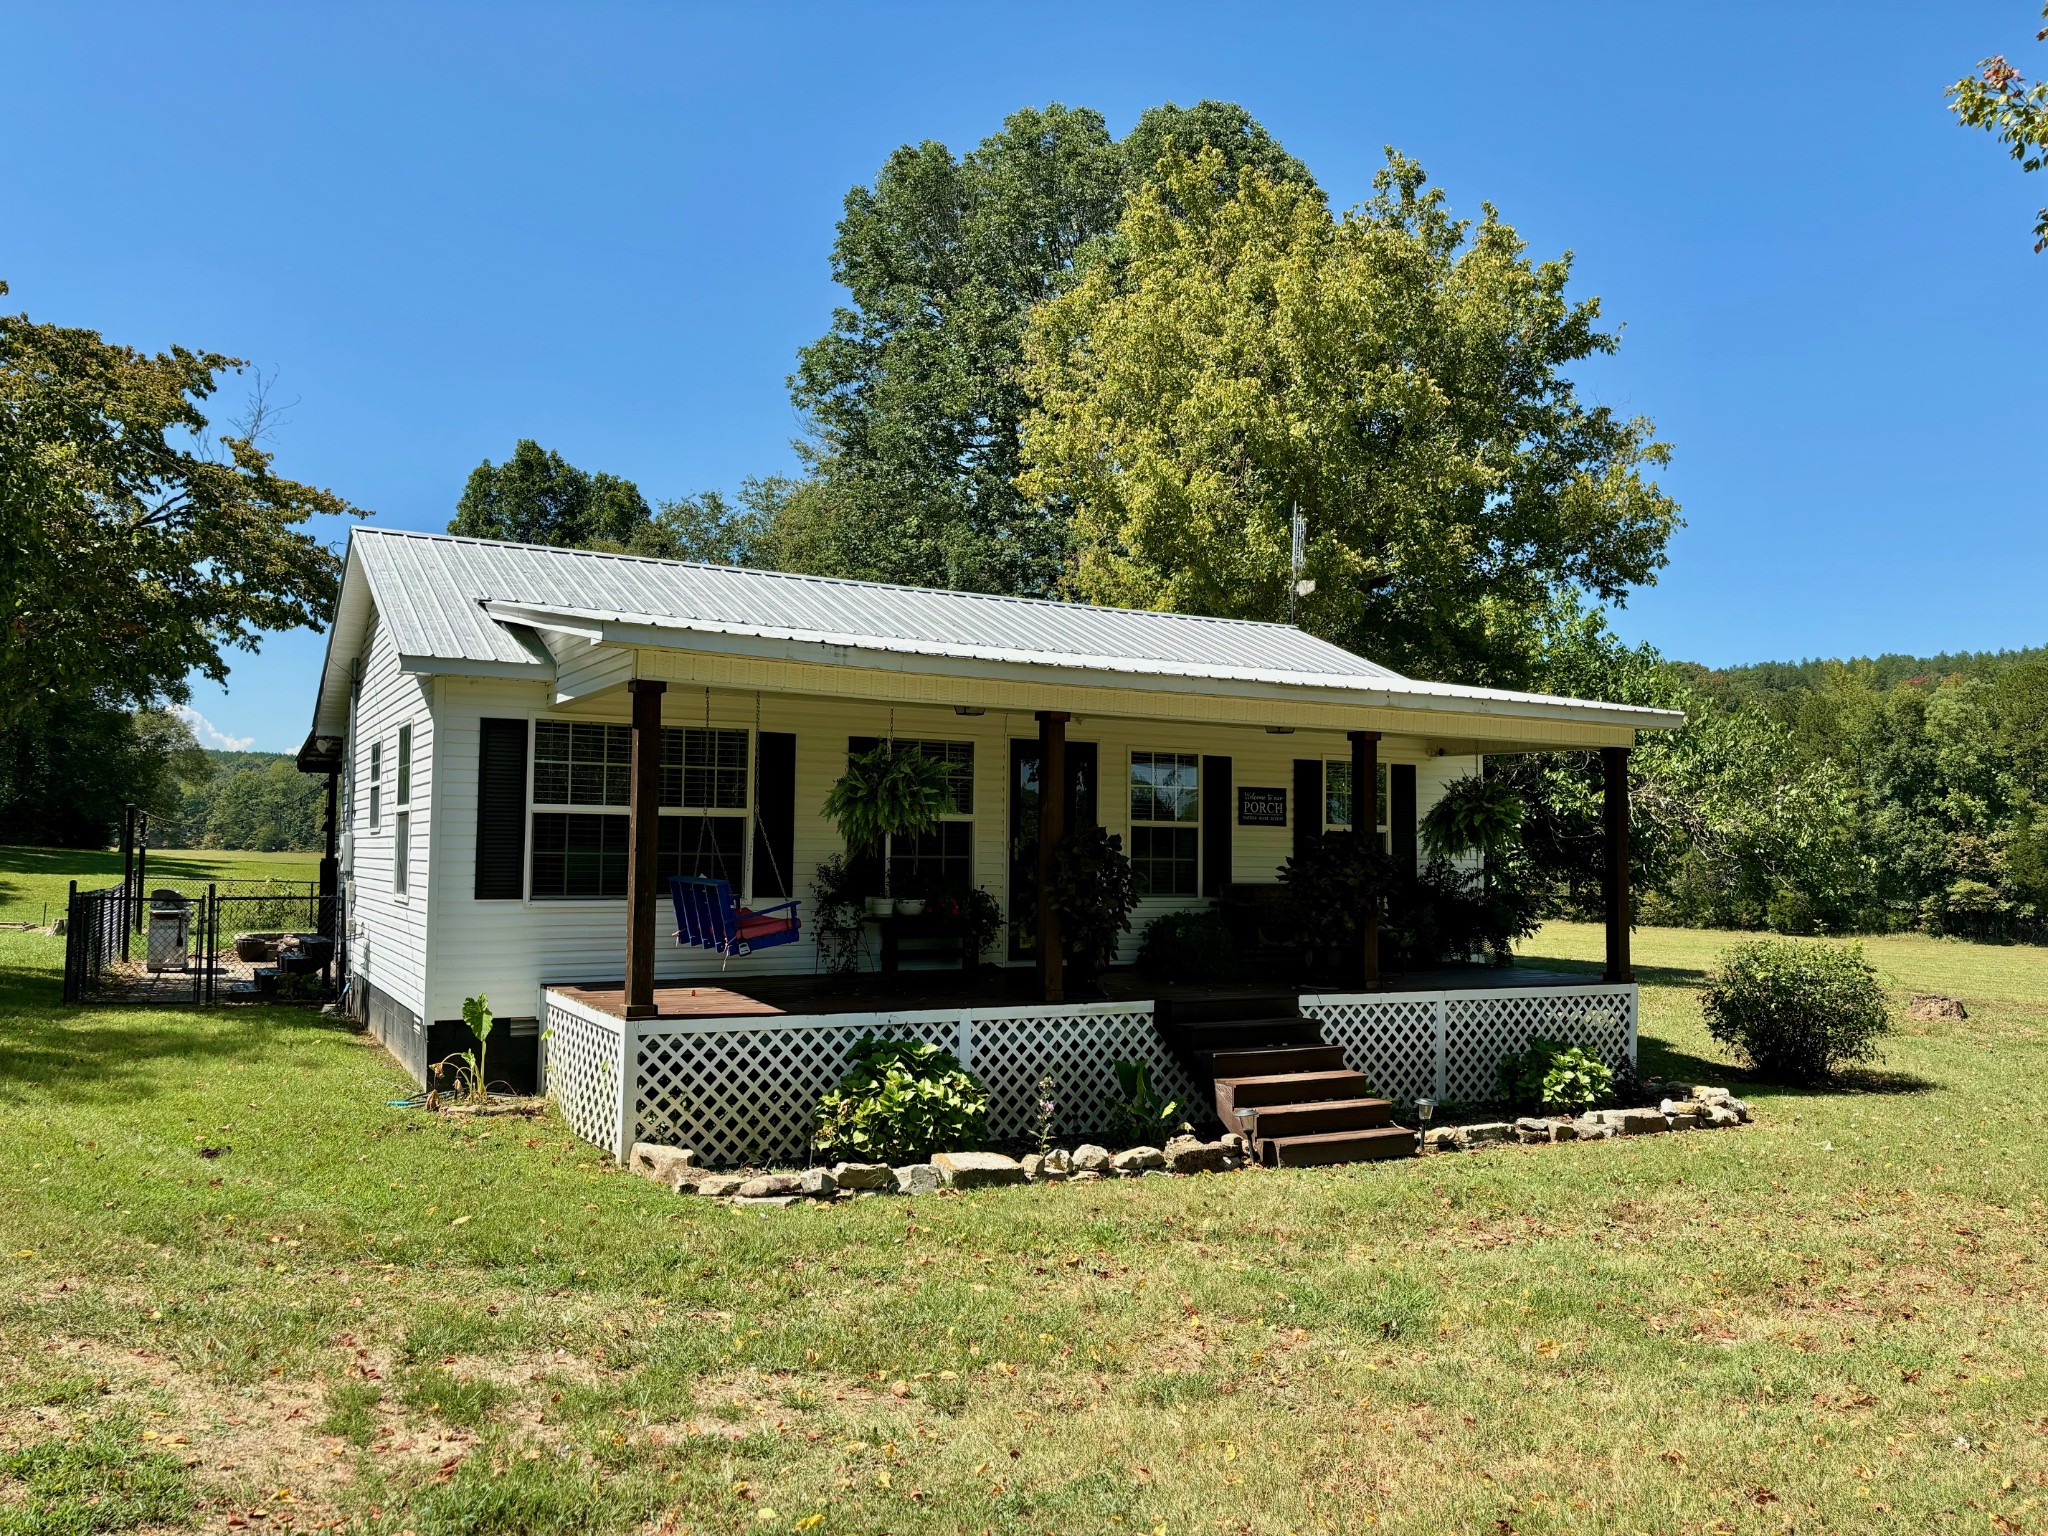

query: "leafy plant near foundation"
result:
(1498, 1036), (1615, 1114)
(813, 1035), (989, 1163)
(1108, 1059), (1186, 1143)
(434, 993), (498, 1102)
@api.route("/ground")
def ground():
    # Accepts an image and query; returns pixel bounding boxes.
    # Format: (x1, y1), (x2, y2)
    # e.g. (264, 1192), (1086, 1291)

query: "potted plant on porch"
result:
(822, 742), (957, 915)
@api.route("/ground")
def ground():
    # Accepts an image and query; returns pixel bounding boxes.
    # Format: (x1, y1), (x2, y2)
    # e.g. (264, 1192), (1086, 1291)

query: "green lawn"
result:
(1, 920), (2045, 1534)
(0, 846), (320, 924)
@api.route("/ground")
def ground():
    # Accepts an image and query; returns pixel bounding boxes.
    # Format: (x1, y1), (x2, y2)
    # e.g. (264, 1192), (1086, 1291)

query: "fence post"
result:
(1432, 993), (1448, 1101)
(614, 1017), (636, 1165)
(1625, 984), (1638, 1068)
(204, 884), (217, 1005)
(956, 1011), (976, 1075)
(63, 881), (78, 1003)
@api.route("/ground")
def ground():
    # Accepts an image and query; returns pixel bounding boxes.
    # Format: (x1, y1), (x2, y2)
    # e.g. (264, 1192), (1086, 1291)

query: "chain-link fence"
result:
(64, 882), (344, 1008)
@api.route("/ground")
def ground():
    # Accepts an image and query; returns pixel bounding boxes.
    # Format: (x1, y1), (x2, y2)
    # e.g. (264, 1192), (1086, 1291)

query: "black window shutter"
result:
(1292, 758), (1322, 864)
(474, 718), (528, 899)
(1201, 754), (1232, 896)
(752, 731), (797, 899)
(1390, 763), (1418, 876)
(845, 736), (881, 890)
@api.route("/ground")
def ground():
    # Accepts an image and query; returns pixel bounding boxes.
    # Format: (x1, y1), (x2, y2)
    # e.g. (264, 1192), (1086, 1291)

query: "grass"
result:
(0, 846), (320, 924)
(1, 915), (2046, 1533)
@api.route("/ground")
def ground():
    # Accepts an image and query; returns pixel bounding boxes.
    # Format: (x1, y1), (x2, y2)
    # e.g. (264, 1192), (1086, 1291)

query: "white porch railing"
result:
(543, 981), (1638, 1168)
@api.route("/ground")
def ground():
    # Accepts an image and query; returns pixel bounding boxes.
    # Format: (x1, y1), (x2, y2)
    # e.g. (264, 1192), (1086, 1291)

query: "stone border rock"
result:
(1420, 1083), (1753, 1153)
(626, 1132), (1253, 1205)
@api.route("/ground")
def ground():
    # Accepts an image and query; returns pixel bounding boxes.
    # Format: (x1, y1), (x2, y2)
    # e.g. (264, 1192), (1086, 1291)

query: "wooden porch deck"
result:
(547, 962), (1595, 1023)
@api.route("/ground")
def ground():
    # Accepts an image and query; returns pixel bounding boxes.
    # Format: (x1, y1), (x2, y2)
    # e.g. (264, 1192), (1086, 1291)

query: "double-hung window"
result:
(394, 724), (413, 895)
(1128, 751), (1199, 896)
(1323, 759), (1389, 849)
(368, 741), (382, 832)
(528, 721), (751, 899)
(886, 740), (974, 895)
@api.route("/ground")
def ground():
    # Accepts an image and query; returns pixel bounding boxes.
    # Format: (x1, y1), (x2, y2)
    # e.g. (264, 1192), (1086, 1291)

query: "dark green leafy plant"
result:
(1700, 939), (1891, 1085)
(809, 855), (867, 975)
(1420, 773), (1526, 862)
(822, 744), (956, 897)
(1277, 831), (1395, 974)
(813, 1036), (989, 1163)
(1136, 908), (1241, 983)
(1108, 1059), (1186, 1143)
(1497, 1037), (1615, 1113)
(1051, 825), (1139, 981)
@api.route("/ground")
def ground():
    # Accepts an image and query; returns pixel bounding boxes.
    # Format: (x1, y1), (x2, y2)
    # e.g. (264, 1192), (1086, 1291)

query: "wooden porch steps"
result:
(1154, 995), (1414, 1168)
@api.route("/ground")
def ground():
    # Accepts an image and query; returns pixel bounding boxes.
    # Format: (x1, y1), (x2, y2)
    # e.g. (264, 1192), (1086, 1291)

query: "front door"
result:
(1008, 738), (1098, 960)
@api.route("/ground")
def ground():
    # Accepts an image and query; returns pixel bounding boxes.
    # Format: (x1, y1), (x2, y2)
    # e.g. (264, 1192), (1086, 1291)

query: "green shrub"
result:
(1107, 1058), (1187, 1142)
(1699, 938), (1890, 1084)
(1136, 909), (1240, 983)
(813, 1036), (989, 1163)
(1496, 1037), (1615, 1113)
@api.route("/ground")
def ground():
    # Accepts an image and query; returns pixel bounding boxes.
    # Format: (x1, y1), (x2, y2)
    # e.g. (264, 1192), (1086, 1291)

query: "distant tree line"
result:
(1507, 613), (2048, 943)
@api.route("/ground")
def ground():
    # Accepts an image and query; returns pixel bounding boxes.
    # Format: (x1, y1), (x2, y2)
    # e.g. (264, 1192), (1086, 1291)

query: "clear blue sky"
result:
(7, 2), (2043, 752)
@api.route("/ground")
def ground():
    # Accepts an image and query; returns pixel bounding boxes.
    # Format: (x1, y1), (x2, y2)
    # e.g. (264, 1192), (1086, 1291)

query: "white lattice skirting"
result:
(544, 983), (1636, 1168)
(1302, 985), (1637, 1106)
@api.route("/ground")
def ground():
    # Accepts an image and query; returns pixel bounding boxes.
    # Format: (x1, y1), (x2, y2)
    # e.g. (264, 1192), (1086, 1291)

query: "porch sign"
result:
(1237, 786), (1288, 826)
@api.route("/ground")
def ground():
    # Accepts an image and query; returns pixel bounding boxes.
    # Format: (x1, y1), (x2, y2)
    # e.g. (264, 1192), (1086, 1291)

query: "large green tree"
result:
(0, 282), (357, 736)
(1949, 3), (2048, 252)
(788, 101), (1314, 595)
(448, 439), (652, 547)
(1020, 151), (1681, 687)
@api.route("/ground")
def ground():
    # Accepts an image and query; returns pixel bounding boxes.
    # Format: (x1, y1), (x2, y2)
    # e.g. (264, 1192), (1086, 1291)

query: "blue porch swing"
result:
(669, 692), (801, 964)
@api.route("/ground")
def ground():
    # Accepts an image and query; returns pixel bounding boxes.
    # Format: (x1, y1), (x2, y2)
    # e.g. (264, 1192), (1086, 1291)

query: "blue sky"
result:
(7, 2), (2044, 752)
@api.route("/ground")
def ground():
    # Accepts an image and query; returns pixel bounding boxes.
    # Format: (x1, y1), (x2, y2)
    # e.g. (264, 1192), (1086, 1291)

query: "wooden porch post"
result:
(1602, 744), (1634, 983)
(1036, 711), (1069, 1004)
(623, 680), (668, 1019)
(1349, 730), (1381, 990)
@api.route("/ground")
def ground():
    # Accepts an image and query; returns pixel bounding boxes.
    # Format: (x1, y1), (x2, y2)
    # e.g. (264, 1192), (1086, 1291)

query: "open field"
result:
(0, 847), (321, 925)
(1, 921), (2045, 1534)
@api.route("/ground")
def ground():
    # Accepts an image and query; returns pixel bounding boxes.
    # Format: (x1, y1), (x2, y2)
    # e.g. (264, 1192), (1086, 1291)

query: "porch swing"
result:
(669, 692), (802, 962)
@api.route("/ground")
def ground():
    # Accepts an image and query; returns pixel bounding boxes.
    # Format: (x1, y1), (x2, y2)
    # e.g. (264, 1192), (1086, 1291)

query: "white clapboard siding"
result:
(344, 610), (434, 1020)
(412, 677), (1478, 1025)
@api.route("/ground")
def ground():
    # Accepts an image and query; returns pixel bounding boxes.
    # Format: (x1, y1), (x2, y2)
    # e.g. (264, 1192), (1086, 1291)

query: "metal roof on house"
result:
(350, 527), (1408, 682)
(313, 526), (1684, 733)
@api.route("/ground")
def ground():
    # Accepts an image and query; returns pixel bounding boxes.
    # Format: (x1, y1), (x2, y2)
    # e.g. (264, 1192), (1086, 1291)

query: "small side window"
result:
(397, 724), (413, 806)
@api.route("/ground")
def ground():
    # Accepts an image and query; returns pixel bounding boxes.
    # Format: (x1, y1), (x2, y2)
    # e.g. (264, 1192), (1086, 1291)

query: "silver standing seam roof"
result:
(315, 526), (1683, 730)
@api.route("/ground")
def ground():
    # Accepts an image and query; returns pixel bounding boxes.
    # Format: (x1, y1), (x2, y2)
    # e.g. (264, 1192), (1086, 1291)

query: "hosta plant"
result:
(813, 1036), (989, 1164)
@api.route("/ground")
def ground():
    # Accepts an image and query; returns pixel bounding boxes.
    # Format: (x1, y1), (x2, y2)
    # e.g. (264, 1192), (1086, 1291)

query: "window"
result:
(1129, 751), (1199, 896)
(368, 740), (382, 831)
(395, 809), (410, 895)
(661, 727), (748, 809)
(890, 821), (973, 896)
(531, 811), (628, 899)
(1323, 760), (1390, 847)
(396, 724), (412, 805)
(899, 739), (974, 814)
(877, 740), (973, 893)
(529, 721), (752, 899)
(533, 721), (629, 806)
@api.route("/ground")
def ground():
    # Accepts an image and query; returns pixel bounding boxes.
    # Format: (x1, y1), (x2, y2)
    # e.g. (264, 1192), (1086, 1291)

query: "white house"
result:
(301, 527), (1680, 1166)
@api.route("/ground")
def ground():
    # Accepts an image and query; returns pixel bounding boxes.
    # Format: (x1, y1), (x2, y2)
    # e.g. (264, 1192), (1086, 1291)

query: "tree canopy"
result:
(0, 281), (357, 735)
(448, 438), (653, 547)
(787, 101), (1316, 595)
(1949, 3), (2048, 252)
(1019, 150), (1681, 687)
